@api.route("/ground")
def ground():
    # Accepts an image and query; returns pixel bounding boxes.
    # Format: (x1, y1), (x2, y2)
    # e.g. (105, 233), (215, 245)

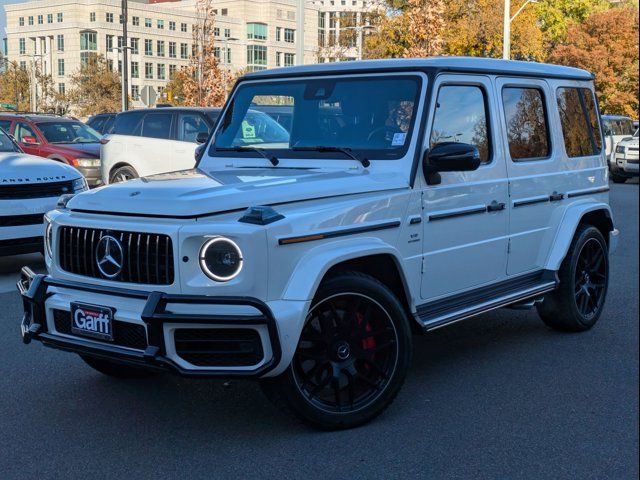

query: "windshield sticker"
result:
(242, 121), (256, 139)
(392, 132), (407, 146)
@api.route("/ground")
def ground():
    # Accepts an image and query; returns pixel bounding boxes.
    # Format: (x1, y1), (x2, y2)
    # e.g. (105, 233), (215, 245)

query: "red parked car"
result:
(0, 113), (103, 187)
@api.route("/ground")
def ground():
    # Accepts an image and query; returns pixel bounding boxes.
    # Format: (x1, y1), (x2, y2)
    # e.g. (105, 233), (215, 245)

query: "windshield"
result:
(634, 129), (639, 138)
(0, 128), (20, 153)
(212, 75), (422, 160)
(37, 121), (102, 144)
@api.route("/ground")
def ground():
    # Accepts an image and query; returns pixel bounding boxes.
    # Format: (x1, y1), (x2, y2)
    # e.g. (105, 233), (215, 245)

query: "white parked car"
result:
(19, 58), (618, 429)
(0, 128), (87, 257)
(611, 129), (639, 183)
(100, 107), (221, 184)
(602, 114), (636, 168)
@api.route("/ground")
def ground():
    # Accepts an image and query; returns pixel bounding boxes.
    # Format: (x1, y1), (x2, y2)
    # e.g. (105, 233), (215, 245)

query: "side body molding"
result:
(281, 236), (413, 306)
(543, 201), (614, 271)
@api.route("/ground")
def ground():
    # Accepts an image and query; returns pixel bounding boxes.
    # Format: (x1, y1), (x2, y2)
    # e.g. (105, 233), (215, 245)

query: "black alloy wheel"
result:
(260, 272), (412, 429)
(537, 225), (609, 332)
(573, 238), (607, 320)
(292, 292), (399, 414)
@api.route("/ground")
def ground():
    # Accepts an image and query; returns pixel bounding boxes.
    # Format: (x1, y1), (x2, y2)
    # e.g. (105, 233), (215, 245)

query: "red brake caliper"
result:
(357, 312), (376, 350)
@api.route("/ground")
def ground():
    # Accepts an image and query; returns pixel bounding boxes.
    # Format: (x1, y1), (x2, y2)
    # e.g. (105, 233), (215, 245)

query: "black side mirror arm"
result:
(422, 150), (442, 186)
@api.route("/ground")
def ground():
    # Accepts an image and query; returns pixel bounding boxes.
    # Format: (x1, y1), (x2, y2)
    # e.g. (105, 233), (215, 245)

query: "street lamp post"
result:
(503, 0), (538, 60)
(121, 0), (129, 111)
(112, 46), (133, 111)
(20, 53), (44, 111)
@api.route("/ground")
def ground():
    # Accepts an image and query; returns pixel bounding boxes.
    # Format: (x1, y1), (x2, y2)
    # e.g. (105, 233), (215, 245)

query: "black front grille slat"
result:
(0, 180), (74, 200)
(58, 226), (174, 285)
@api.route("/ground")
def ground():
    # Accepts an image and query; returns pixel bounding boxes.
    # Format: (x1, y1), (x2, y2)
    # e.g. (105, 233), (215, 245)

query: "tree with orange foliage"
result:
(403, 0), (445, 58)
(548, 6), (639, 118)
(181, 0), (227, 107)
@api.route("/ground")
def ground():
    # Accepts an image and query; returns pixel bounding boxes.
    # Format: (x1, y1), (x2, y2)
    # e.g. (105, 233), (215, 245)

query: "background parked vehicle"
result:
(611, 129), (639, 183)
(602, 114), (635, 166)
(0, 113), (103, 187)
(0, 126), (87, 256)
(100, 107), (221, 184)
(86, 113), (116, 135)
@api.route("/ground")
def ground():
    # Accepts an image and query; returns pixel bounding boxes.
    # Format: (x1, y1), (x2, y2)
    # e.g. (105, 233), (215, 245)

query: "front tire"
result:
(109, 165), (138, 184)
(261, 272), (412, 430)
(80, 355), (157, 379)
(610, 172), (628, 184)
(537, 225), (609, 332)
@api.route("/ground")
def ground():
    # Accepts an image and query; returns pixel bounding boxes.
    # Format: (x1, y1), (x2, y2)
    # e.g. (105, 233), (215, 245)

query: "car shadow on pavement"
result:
(29, 308), (559, 436)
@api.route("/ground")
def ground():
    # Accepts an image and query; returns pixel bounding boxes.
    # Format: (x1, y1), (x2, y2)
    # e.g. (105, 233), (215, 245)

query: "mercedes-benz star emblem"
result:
(95, 235), (124, 278)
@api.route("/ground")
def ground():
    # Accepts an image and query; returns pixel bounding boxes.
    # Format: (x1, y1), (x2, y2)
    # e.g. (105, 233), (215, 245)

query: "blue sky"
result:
(1, 0), (29, 37)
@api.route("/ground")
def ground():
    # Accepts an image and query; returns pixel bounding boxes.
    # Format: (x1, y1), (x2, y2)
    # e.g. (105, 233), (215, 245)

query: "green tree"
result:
(67, 55), (121, 117)
(548, 6), (639, 118)
(536, 0), (610, 46)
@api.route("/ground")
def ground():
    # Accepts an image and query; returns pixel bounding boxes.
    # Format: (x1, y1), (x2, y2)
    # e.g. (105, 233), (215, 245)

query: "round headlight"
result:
(45, 221), (53, 258)
(199, 237), (243, 282)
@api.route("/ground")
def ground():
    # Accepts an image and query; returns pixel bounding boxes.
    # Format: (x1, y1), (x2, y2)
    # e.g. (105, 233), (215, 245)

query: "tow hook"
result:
(20, 314), (41, 345)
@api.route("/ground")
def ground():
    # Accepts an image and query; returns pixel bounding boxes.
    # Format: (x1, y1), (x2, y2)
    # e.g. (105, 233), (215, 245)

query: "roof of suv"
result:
(0, 113), (77, 123)
(601, 114), (632, 120)
(244, 57), (593, 81)
(118, 107), (222, 115)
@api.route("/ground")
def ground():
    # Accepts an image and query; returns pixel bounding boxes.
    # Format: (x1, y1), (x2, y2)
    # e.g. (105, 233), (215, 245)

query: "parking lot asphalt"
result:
(0, 181), (637, 480)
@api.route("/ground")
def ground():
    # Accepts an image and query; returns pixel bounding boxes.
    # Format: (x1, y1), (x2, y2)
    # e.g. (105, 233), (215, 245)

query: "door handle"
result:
(486, 201), (506, 212)
(549, 192), (565, 202)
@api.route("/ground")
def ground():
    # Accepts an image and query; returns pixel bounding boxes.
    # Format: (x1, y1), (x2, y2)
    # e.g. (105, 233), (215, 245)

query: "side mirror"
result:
(196, 131), (209, 144)
(22, 135), (39, 145)
(195, 143), (206, 162)
(425, 142), (482, 173)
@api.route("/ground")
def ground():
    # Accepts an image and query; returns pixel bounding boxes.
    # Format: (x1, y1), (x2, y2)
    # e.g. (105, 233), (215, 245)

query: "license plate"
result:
(70, 303), (114, 341)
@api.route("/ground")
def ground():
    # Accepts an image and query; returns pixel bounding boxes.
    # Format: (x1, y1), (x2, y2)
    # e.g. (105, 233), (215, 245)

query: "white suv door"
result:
(420, 76), (509, 301)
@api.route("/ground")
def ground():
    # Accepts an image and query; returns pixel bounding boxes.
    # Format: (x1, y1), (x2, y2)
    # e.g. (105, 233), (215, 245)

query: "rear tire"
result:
(260, 271), (412, 430)
(80, 355), (157, 379)
(537, 225), (609, 332)
(109, 165), (138, 184)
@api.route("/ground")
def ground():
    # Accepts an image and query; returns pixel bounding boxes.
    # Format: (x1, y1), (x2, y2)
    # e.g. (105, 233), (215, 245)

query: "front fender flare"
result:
(544, 201), (614, 271)
(281, 237), (409, 304)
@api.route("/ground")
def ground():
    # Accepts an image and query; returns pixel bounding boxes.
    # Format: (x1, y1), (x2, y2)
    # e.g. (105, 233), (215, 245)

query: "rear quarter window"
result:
(556, 87), (601, 158)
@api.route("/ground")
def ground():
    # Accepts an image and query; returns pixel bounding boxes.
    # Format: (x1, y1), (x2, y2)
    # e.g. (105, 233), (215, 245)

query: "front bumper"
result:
(76, 166), (103, 187)
(614, 154), (639, 176)
(18, 268), (283, 378)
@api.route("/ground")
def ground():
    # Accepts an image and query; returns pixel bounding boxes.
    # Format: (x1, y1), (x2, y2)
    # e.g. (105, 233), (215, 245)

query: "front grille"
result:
(0, 180), (73, 200)
(58, 226), (174, 285)
(53, 309), (148, 350)
(0, 213), (44, 227)
(628, 147), (639, 152)
(174, 328), (264, 367)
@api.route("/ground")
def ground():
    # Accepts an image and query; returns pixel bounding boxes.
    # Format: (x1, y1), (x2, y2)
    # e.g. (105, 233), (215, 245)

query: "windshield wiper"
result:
(216, 146), (279, 166)
(292, 146), (370, 168)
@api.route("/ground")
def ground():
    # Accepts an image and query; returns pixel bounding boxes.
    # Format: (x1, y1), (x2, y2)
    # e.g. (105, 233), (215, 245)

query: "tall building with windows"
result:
(3, 0), (373, 108)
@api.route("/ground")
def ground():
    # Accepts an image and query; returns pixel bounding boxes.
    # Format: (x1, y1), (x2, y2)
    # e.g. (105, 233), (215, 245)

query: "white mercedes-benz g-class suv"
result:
(1, 127), (87, 257)
(19, 58), (618, 430)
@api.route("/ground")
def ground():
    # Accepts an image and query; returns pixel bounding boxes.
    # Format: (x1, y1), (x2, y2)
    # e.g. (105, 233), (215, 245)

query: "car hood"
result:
(48, 142), (101, 158)
(67, 168), (408, 217)
(0, 152), (80, 184)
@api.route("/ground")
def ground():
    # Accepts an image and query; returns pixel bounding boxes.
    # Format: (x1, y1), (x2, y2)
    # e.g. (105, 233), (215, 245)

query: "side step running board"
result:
(416, 270), (558, 332)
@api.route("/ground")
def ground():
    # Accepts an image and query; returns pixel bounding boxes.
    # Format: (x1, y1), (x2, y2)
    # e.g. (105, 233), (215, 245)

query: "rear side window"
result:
(141, 113), (173, 139)
(430, 85), (491, 163)
(177, 113), (209, 142)
(114, 112), (144, 136)
(0, 120), (12, 133)
(14, 122), (38, 143)
(581, 90), (602, 151)
(502, 87), (550, 160)
(103, 115), (115, 134)
(556, 87), (601, 158)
